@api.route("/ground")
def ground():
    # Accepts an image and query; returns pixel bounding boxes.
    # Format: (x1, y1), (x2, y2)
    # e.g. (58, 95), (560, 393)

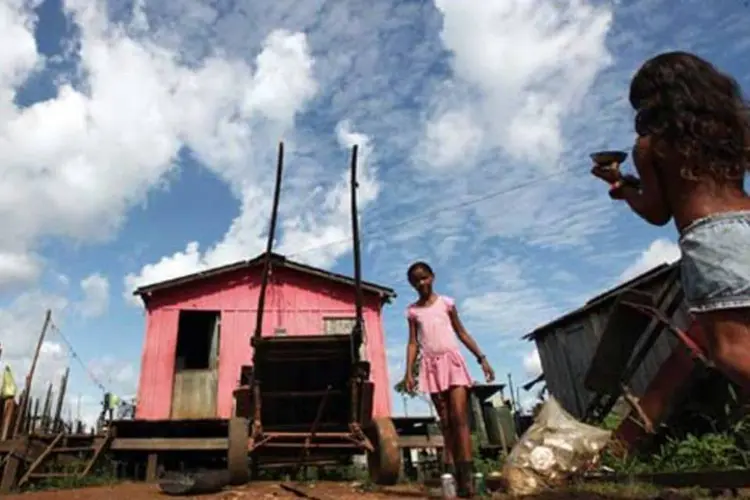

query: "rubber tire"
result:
(228, 417), (250, 485)
(365, 417), (401, 486)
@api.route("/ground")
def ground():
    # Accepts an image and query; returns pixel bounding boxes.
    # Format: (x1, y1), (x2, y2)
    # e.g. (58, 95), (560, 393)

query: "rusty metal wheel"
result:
(228, 416), (250, 485)
(365, 417), (401, 485)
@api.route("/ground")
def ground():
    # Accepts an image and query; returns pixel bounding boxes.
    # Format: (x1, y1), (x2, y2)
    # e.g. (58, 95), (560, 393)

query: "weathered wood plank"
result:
(171, 369), (218, 419)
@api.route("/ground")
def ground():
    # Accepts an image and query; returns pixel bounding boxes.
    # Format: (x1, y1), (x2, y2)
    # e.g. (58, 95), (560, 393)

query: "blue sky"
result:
(0, 0), (747, 422)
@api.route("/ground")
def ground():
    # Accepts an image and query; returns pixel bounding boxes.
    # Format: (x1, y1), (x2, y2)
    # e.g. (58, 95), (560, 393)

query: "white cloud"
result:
(88, 356), (137, 394)
(0, 252), (41, 291)
(277, 121), (380, 264)
(458, 254), (560, 340)
(416, 106), (484, 170)
(1, 0), (324, 299)
(379, 0), (622, 257)
(61, 393), (104, 431)
(0, 291), (70, 400)
(620, 238), (681, 282)
(522, 348), (542, 377)
(3, 0), (744, 431)
(78, 273), (110, 318)
(124, 120), (380, 305)
(421, 0), (613, 167)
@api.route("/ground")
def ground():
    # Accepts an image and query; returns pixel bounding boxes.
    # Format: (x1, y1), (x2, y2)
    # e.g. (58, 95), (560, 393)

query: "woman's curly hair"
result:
(629, 51), (750, 183)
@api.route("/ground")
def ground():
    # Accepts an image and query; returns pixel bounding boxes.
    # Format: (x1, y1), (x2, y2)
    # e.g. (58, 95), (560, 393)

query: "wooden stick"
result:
(349, 144), (365, 353)
(254, 142), (284, 341)
(52, 368), (69, 433)
(41, 383), (53, 434)
(31, 398), (40, 434)
(12, 309), (51, 437)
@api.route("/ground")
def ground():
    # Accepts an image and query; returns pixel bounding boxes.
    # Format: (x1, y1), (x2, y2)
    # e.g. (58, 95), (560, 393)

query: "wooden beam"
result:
(52, 368), (69, 433)
(146, 453), (158, 482)
(13, 310), (51, 437)
(109, 435), (445, 452)
(110, 438), (227, 451)
(0, 439), (22, 453)
(18, 432), (64, 487)
(79, 432), (112, 477)
(397, 435), (444, 449)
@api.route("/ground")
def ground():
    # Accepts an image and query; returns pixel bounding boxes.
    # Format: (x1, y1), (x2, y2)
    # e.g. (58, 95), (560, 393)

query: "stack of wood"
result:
(0, 310), (112, 492)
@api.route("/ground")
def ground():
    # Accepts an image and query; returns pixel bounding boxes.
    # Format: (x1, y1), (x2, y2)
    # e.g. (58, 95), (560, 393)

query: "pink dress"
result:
(406, 295), (473, 395)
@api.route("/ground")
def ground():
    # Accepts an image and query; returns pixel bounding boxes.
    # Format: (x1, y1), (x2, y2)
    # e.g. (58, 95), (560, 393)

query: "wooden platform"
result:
(1, 415), (447, 488)
(108, 416), (444, 450)
(0, 431), (112, 492)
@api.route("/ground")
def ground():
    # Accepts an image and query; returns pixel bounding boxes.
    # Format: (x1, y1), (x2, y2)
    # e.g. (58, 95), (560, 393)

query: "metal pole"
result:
(349, 145), (365, 353)
(254, 142), (285, 341)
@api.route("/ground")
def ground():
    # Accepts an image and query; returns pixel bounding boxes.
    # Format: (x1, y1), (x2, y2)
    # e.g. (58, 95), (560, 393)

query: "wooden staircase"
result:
(15, 430), (113, 487)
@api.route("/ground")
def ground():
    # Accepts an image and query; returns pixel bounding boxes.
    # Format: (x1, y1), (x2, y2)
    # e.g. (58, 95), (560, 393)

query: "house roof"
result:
(133, 252), (397, 300)
(522, 261), (679, 341)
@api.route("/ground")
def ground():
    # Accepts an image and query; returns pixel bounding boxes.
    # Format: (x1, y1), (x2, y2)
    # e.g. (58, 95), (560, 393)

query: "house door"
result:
(171, 310), (221, 419)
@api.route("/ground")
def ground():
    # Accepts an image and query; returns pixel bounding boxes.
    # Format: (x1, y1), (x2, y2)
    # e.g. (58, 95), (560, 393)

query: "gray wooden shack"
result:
(524, 262), (691, 420)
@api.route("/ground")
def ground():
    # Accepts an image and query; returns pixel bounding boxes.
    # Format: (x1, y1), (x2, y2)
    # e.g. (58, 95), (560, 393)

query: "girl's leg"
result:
(447, 386), (473, 497)
(697, 309), (750, 390)
(431, 391), (455, 474)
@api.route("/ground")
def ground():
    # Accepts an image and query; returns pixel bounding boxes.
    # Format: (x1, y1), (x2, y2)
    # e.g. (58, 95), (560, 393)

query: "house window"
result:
(323, 317), (357, 335)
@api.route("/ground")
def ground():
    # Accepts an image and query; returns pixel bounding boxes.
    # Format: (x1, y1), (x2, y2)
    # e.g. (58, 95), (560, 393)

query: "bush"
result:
(601, 420), (750, 475)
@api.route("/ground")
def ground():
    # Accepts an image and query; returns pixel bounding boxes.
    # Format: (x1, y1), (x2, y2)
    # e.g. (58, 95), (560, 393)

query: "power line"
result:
(49, 321), (109, 394)
(286, 164), (579, 259)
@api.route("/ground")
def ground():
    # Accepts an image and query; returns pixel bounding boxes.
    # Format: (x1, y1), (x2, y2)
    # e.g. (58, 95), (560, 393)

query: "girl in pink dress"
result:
(403, 261), (495, 498)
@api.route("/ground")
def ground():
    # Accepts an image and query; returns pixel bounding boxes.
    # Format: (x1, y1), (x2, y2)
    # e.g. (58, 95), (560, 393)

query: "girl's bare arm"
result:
(405, 318), (419, 378)
(620, 137), (672, 226)
(448, 306), (485, 362)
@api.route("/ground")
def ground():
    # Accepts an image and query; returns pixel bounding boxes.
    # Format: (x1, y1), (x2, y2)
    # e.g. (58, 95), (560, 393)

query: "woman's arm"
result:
(616, 136), (672, 226)
(448, 306), (485, 363)
(405, 318), (419, 379)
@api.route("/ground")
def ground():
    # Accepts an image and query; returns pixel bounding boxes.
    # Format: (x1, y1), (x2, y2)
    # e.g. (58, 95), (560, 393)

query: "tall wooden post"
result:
(52, 368), (69, 433)
(40, 383), (53, 434)
(12, 309), (51, 437)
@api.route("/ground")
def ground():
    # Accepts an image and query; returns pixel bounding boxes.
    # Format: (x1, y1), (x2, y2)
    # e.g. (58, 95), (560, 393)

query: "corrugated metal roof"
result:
(523, 262), (679, 341)
(133, 252), (397, 299)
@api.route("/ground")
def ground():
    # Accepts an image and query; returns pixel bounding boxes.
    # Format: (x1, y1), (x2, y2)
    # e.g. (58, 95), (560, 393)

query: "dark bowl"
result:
(590, 150), (628, 166)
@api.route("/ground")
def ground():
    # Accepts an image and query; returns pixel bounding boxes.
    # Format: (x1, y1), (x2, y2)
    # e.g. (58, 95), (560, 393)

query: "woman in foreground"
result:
(592, 51), (750, 390)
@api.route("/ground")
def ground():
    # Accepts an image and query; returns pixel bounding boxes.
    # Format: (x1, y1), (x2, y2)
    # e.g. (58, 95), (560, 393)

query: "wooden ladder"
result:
(17, 430), (113, 487)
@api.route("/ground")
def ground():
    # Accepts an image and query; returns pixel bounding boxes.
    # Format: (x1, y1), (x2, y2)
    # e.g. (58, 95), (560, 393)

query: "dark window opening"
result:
(175, 310), (221, 372)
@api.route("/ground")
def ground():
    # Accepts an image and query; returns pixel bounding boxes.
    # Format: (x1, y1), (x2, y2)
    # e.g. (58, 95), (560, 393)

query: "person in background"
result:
(591, 51), (750, 391)
(99, 392), (120, 425)
(403, 261), (495, 498)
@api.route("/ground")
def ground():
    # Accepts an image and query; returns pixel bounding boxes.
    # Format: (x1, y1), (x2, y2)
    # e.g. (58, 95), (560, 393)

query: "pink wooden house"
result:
(132, 252), (396, 421)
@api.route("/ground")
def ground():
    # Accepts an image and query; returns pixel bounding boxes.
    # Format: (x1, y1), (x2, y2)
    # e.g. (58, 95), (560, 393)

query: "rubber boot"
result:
(456, 461), (474, 498)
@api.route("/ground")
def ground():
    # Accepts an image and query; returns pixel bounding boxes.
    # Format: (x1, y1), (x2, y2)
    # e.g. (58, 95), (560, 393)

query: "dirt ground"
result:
(0, 480), (734, 500)
(2, 481), (425, 500)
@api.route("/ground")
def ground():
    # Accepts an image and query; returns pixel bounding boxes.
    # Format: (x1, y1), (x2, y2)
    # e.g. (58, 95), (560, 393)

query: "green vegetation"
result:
(602, 425), (750, 476)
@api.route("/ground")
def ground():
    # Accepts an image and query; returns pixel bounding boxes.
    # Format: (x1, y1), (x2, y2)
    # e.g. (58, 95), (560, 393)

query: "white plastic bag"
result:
(501, 396), (611, 495)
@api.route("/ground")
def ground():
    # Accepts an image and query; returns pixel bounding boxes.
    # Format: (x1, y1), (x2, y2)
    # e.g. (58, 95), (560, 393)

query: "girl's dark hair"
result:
(629, 51), (750, 182)
(407, 261), (433, 280)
